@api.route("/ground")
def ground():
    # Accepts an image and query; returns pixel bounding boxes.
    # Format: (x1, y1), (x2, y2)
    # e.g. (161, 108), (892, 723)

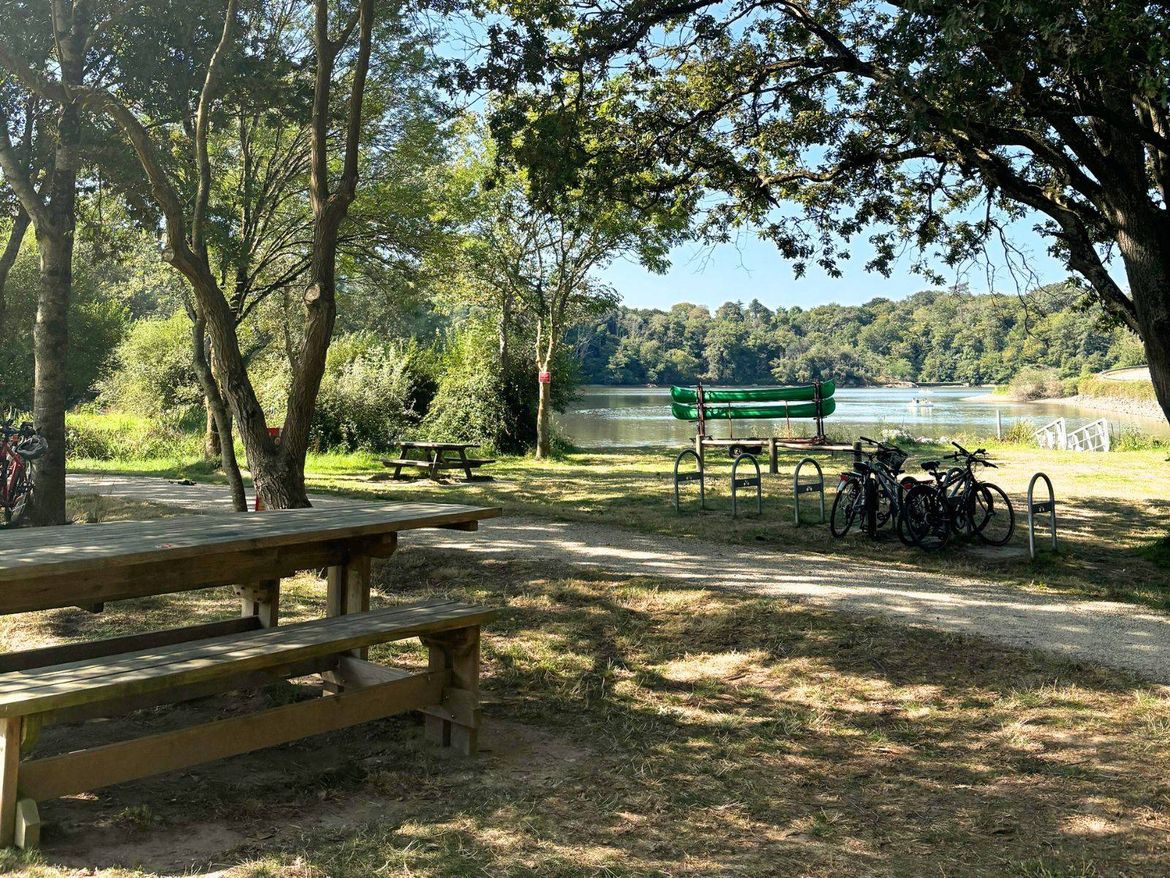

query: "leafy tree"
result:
(475, 0), (1170, 427)
(446, 123), (687, 456)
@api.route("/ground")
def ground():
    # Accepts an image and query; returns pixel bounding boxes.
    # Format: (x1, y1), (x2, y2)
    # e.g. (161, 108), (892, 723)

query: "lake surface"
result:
(555, 385), (1170, 448)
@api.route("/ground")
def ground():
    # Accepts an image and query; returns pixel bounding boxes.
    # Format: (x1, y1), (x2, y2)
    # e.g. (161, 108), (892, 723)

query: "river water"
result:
(555, 385), (1170, 448)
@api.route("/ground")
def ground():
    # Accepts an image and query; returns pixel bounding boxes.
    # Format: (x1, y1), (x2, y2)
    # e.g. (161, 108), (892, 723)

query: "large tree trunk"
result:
(191, 310), (248, 512)
(28, 95), (80, 527)
(1114, 208), (1170, 428)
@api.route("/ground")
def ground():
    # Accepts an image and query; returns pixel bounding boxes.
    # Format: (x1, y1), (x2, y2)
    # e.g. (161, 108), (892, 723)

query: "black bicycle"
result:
(830, 437), (910, 539)
(900, 442), (1014, 547)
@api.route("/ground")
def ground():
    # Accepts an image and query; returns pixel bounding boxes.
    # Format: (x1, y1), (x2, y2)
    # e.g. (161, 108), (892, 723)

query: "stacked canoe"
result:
(669, 381), (836, 421)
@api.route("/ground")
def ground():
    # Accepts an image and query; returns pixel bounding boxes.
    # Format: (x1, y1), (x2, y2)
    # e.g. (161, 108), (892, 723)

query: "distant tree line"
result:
(570, 285), (1145, 387)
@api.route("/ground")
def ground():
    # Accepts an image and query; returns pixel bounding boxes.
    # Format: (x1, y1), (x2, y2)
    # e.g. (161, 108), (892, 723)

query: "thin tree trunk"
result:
(0, 210), (30, 341)
(205, 401), (221, 458)
(535, 371), (551, 458)
(191, 309), (247, 512)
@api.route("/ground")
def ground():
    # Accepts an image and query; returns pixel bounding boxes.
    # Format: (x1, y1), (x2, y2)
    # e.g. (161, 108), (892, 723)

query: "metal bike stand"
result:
(792, 457), (825, 525)
(1027, 472), (1057, 559)
(731, 453), (762, 518)
(673, 448), (706, 513)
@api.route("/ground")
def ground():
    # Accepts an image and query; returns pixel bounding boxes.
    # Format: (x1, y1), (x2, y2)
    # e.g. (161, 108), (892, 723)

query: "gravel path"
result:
(68, 473), (1170, 684)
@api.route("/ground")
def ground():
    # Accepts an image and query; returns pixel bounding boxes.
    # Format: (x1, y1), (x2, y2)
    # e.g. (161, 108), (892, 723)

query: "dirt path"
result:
(68, 473), (1170, 684)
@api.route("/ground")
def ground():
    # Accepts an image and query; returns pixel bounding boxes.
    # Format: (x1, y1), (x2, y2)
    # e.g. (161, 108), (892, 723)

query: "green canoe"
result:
(669, 381), (835, 404)
(671, 397), (837, 421)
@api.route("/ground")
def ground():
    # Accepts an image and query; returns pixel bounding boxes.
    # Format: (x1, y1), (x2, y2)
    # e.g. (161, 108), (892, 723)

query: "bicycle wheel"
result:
(830, 478), (863, 538)
(901, 484), (950, 551)
(7, 473), (32, 528)
(973, 483), (1014, 546)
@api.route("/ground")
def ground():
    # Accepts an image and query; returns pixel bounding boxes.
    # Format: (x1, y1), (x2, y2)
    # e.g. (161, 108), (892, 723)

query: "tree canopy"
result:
(471, 0), (1170, 425)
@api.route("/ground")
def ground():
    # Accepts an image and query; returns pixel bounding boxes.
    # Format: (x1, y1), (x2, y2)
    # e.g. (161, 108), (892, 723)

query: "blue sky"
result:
(599, 220), (1074, 311)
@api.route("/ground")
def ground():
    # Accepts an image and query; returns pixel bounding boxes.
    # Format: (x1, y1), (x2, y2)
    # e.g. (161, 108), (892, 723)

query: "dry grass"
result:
(0, 497), (1168, 876)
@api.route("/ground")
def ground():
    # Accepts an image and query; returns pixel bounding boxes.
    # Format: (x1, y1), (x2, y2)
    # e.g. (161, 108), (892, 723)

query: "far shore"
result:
(961, 389), (1163, 419)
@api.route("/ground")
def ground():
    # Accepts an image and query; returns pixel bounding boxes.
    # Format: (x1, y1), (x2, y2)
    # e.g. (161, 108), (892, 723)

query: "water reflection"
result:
(555, 386), (1169, 448)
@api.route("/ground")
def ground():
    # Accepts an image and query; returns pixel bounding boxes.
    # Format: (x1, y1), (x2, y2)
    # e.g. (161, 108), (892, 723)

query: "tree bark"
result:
(191, 309), (248, 512)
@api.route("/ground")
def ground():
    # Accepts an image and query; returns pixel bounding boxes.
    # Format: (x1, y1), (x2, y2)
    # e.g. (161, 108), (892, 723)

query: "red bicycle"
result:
(0, 421), (47, 527)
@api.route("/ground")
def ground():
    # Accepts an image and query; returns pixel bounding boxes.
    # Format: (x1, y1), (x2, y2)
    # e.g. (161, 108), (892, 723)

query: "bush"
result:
(423, 321), (579, 453)
(1000, 419), (1038, 444)
(308, 334), (431, 452)
(1113, 427), (1169, 451)
(1007, 366), (1065, 401)
(97, 312), (201, 419)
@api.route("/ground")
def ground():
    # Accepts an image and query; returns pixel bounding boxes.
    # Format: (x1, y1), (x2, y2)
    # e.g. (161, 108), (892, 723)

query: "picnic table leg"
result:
(458, 448), (473, 481)
(326, 554), (372, 650)
(236, 578), (280, 628)
(428, 449), (442, 480)
(422, 627), (482, 756)
(0, 717), (36, 848)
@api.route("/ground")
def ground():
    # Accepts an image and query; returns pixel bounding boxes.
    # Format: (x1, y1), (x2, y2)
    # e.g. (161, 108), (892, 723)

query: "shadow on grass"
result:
(6, 548), (1167, 877)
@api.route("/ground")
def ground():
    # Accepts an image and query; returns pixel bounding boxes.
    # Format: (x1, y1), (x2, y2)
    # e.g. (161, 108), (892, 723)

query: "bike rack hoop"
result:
(673, 448), (706, 513)
(1026, 471), (1057, 559)
(731, 453), (762, 518)
(793, 457), (825, 525)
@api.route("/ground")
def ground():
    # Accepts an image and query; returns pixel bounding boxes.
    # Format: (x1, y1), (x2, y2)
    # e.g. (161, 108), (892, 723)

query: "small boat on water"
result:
(909, 398), (935, 408)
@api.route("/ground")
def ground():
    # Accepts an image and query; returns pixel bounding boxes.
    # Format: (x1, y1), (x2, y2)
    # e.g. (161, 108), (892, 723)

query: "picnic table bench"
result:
(0, 500), (500, 849)
(381, 441), (495, 481)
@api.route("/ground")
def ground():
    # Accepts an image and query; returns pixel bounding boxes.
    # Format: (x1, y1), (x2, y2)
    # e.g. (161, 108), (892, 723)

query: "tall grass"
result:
(1077, 376), (1158, 402)
(66, 411), (203, 462)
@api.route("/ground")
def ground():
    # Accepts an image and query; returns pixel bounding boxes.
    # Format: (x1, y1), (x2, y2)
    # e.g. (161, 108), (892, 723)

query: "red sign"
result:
(538, 371), (551, 384)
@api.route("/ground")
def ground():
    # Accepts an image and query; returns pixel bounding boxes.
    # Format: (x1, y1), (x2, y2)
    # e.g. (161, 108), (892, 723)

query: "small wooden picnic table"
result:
(0, 500), (501, 846)
(382, 441), (495, 481)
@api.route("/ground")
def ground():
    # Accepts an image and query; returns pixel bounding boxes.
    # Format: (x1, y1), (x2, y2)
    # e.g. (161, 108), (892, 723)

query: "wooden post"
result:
(769, 437), (779, 475)
(326, 554), (372, 654)
(0, 717), (21, 846)
(236, 579), (280, 627)
(422, 627), (481, 755)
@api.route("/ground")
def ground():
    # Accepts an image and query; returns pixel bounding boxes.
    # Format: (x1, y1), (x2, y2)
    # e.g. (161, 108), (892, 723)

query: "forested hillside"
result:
(570, 285), (1145, 387)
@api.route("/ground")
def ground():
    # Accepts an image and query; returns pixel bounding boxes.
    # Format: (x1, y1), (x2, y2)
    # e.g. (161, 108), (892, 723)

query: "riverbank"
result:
(1041, 393), (1164, 420)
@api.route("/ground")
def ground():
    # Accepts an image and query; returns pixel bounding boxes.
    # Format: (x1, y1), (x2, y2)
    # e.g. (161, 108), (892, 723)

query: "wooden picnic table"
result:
(0, 500), (501, 847)
(382, 441), (495, 481)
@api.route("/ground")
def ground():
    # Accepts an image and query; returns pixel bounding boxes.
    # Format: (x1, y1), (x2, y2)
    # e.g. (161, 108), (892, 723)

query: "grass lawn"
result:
(74, 441), (1170, 607)
(1, 499), (1168, 876)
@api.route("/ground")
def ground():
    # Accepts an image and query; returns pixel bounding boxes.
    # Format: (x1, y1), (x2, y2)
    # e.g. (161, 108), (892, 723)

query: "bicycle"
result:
(901, 442), (1014, 547)
(896, 460), (956, 551)
(0, 421), (46, 527)
(830, 437), (909, 539)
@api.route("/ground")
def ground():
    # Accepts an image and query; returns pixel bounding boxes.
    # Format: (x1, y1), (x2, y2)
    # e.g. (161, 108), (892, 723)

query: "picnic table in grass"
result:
(381, 441), (495, 481)
(0, 500), (500, 848)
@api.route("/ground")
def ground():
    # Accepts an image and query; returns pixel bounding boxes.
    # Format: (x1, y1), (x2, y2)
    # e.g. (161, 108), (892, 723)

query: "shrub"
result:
(97, 312), (201, 420)
(1007, 366), (1065, 401)
(1000, 419), (1038, 444)
(423, 321), (579, 453)
(308, 334), (430, 452)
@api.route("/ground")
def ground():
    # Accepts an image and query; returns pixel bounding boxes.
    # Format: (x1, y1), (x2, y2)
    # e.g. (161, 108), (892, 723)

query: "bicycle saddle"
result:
(920, 460), (939, 471)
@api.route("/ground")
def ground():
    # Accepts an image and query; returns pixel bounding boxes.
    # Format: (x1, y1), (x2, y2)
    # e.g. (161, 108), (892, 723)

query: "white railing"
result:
(1066, 418), (1110, 452)
(1033, 418), (1067, 450)
(1033, 417), (1110, 452)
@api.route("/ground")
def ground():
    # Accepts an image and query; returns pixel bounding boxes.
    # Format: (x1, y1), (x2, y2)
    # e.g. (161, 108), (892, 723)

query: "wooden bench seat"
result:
(0, 599), (496, 848)
(380, 457), (434, 468)
(462, 458), (495, 467)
